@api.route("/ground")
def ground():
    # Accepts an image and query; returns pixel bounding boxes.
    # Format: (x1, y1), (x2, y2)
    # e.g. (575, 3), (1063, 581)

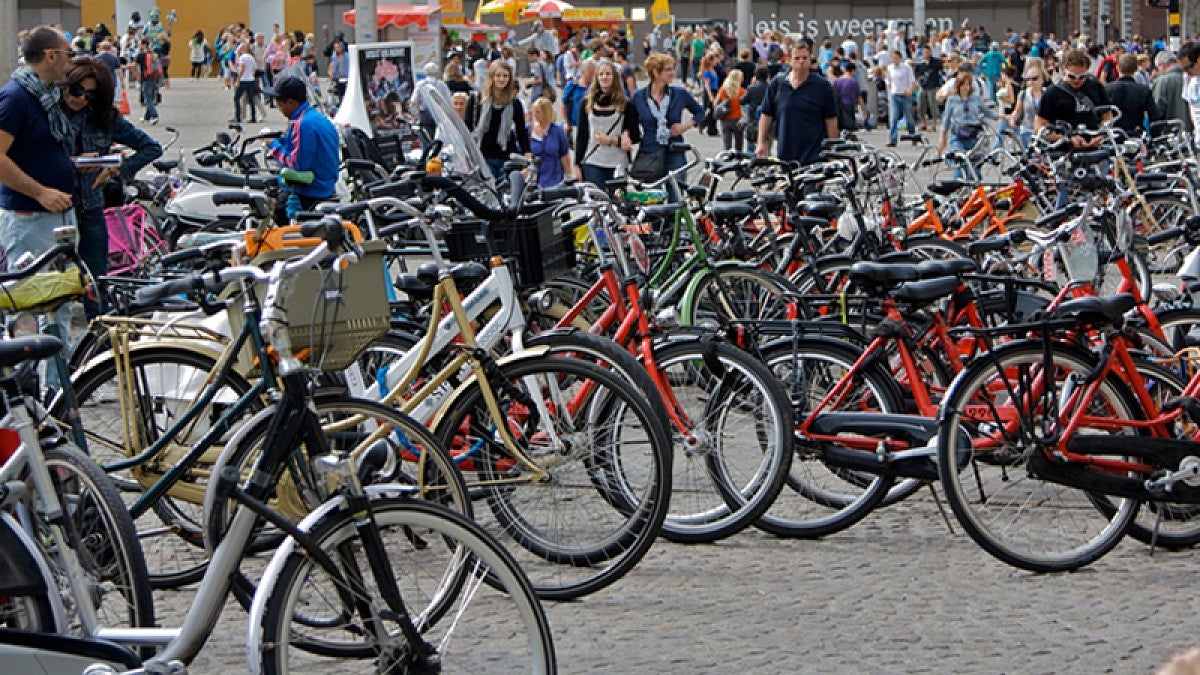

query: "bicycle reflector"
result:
(0, 427), (18, 465)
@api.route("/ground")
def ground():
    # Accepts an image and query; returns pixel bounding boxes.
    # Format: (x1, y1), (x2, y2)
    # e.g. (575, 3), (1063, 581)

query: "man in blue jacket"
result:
(267, 76), (339, 224)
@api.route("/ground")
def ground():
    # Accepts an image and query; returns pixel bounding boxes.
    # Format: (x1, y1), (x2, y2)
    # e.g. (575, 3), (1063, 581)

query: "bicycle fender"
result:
(426, 346), (553, 432)
(71, 340), (229, 385)
(1136, 188), (1192, 203)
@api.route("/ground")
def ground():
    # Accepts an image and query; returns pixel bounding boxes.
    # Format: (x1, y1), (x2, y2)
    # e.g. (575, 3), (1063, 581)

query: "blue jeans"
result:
(140, 77), (160, 119)
(581, 164), (619, 198)
(888, 94), (915, 143)
(485, 157), (507, 180)
(0, 208), (79, 388)
(947, 135), (980, 179)
(77, 207), (107, 319)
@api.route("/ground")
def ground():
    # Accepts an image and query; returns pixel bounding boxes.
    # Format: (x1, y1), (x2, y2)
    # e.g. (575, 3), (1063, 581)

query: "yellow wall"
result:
(79, 0), (316, 75)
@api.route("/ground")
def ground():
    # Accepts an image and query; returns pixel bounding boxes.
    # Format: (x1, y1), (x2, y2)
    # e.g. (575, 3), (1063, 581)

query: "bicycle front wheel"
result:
(23, 444), (156, 653)
(256, 496), (555, 674)
(937, 341), (1139, 572)
(435, 355), (671, 601)
(681, 266), (797, 331)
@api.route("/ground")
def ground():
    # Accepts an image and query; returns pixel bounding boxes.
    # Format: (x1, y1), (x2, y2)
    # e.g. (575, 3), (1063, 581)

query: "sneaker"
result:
(886, 141), (896, 147)
(150, 118), (159, 125)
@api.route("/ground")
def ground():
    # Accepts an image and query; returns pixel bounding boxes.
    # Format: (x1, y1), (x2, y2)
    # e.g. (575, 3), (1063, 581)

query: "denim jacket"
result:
(939, 92), (997, 136)
(70, 111), (163, 211)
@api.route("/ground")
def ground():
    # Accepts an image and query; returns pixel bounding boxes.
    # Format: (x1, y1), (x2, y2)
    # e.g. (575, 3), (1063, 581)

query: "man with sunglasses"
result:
(1034, 48), (1112, 150)
(0, 26), (76, 270)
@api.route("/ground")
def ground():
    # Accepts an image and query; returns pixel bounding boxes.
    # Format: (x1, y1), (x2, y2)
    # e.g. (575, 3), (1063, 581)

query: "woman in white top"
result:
(574, 59), (640, 195)
(233, 42), (259, 123)
(1008, 61), (1046, 147)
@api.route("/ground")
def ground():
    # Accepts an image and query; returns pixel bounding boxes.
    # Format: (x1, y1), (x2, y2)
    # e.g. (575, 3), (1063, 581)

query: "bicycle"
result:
(30, 216), (555, 672)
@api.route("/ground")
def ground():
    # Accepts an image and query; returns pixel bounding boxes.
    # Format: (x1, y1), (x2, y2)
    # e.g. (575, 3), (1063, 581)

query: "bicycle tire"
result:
(680, 266), (797, 331)
(649, 339), (794, 543)
(204, 396), (471, 616)
(1128, 194), (1194, 273)
(937, 340), (1139, 572)
(0, 512), (61, 632)
(756, 338), (905, 537)
(255, 495), (555, 674)
(60, 344), (262, 588)
(434, 354), (671, 601)
(1089, 358), (1200, 548)
(25, 444), (156, 655)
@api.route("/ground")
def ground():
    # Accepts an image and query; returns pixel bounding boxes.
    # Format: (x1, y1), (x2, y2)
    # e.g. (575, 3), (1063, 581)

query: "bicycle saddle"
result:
(708, 201), (754, 222)
(927, 179), (968, 196)
(890, 276), (961, 308)
(1047, 293), (1136, 324)
(967, 229), (1027, 256)
(1034, 201), (1085, 230)
(848, 261), (920, 286)
(0, 334), (62, 368)
(915, 258), (977, 278)
(760, 192), (787, 209)
(641, 203), (683, 220)
(188, 166), (274, 190)
(714, 189), (756, 202)
(797, 201), (840, 221)
(152, 158), (180, 172)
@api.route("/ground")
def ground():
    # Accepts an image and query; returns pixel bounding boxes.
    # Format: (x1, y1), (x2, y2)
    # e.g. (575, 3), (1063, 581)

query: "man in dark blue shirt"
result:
(0, 26), (77, 268)
(755, 39), (838, 164)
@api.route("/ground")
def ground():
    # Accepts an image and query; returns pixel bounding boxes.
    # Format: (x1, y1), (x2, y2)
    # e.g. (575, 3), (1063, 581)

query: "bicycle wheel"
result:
(21, 443), (155, 653)
(0, 512), (61, 631)
(60, 345), (261, 588)
(204, 396), (471, 613)
(937, 340), (1139, 572)
(1128, 194), (1194, 273)
(650, 339), (793, 543)
(900, 234), (970, 261)
(756, 338), (905, 537)
(434, 355), (671, 600)
(255, 496), (555, 674)
(1090, 358), (1200, 548)
(681, 266), (797, 332)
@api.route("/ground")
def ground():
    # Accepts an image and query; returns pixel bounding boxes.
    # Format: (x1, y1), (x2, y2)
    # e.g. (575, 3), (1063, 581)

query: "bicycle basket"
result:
(227, 238), (391, 372)
(444, 207), (573, 290)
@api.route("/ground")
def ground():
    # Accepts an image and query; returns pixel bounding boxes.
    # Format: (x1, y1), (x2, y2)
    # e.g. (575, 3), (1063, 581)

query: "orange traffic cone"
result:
(118, 89), (131, 116)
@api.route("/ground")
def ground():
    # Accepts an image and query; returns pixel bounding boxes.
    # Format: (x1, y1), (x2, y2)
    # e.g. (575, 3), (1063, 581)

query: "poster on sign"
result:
(355, 42), (415, 135)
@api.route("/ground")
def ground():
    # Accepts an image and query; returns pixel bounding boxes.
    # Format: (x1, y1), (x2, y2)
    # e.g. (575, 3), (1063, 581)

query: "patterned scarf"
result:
(648, 87), (670, 146)
(12, 66), (71, 146)
(475, 99), (515, 153)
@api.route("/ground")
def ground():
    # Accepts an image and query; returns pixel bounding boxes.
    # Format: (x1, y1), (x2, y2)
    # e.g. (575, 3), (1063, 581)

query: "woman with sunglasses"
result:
(1009, 61), (1047, 147)
(61, 55), (162, 317)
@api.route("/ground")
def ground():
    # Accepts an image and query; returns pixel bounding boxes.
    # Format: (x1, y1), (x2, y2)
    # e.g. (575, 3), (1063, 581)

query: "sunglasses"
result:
(1063, 72), (1088, 80)
(1023, 76), (1040, 81)
(66, 84), (97, 100)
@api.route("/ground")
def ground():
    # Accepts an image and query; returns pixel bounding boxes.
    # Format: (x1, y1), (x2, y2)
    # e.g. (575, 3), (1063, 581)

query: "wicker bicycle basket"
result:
(226, 238), (391, 372)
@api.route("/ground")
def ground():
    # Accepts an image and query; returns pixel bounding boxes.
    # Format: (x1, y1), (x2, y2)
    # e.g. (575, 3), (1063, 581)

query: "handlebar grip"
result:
(160, 247), (208, 267)
(540, 184), (581, 202)
(134, 275), (202, 305)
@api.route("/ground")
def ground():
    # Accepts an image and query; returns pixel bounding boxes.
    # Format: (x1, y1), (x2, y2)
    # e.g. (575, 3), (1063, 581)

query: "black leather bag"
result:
(628, 146), (667, 182)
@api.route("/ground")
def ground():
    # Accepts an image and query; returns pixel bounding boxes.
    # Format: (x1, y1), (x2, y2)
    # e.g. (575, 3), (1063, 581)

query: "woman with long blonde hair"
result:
(713, 69), (745, 151)
(475, 60), (530, 178)
(575, 59), (641, 193)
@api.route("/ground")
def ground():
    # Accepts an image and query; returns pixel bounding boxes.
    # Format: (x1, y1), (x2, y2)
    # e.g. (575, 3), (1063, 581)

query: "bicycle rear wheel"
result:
(435, 355), (671, 601)
(255, 496), (555, 674)
(937, 341), (1139, 572)
(650, 339), (793, 543)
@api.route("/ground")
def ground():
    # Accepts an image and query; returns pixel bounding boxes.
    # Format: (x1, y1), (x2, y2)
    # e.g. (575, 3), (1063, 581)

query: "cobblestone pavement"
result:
(134, 79), (1199, 673)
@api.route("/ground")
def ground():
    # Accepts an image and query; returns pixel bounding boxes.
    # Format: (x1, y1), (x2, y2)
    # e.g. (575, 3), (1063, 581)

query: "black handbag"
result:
(628, 146), (667, 182)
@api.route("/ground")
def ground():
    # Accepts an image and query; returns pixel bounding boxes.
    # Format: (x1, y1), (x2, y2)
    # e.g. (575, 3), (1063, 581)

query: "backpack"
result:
(142, 51), (163, 80)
